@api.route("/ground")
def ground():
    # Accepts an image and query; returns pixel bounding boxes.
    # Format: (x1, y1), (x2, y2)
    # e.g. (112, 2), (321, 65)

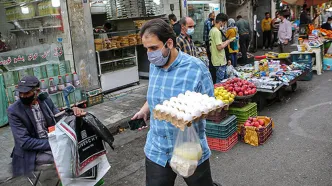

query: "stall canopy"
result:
(282, 0), (328, 6)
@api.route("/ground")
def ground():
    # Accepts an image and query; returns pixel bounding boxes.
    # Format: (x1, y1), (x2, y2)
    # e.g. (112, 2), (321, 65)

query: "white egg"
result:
(209, 97), (216, 103)
(176, 112), (185, 120)
(170, 97), (178, 103)
(216, 100), (224, 107)
(155, 104), (162, 111)
(163, 100), (170, 107)
(183, 113), (193, 122)
(159, 105), (167, 112)
(178, 93), (185, 100)
(201, 105), (210, 114)
(202, 94), (210, 100)
(192, 109), (201, 117)
(206, 102), (214, 110)
(185, 90), (192, 96)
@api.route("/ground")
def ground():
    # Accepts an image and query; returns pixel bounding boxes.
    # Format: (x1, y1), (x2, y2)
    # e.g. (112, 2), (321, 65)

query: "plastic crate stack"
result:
(206, 115), (238, 152)
(228, 102), (258, 132)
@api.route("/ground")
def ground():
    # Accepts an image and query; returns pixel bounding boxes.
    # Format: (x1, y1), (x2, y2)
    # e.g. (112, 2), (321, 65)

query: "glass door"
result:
(187, 0), (221, 44)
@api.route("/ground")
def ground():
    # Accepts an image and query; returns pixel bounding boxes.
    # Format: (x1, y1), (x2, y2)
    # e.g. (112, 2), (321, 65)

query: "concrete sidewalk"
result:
(0, 80), (148, 183)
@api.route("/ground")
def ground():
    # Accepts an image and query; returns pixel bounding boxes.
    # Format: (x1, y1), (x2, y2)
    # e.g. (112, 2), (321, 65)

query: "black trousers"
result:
(146, 157), (214, 186)
(206, 41), (216, 84)
(273, 32), (278, 46)
(239, 34), (250, 64)
(263, 30), (272, 48)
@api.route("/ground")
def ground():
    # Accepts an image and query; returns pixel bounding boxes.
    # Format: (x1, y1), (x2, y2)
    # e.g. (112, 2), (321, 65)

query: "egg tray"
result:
(153, 106), (225, 131)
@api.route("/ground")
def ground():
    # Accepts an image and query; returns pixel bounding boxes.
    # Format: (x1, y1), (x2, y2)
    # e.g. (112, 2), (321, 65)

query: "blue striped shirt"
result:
(145, 51), (214, 167)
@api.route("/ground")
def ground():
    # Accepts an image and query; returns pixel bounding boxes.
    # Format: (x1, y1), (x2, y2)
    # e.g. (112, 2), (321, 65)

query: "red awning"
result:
(282, 0), (328, 6)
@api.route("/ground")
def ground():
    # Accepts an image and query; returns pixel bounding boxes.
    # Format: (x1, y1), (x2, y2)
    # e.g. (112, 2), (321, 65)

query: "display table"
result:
(291, 49), (323, 75)
(253, 70), (309, 111)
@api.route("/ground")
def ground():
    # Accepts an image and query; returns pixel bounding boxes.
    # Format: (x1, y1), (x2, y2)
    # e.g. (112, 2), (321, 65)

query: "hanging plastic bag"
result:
(170, 126), (202, 178)
(48, 112), (111, 186)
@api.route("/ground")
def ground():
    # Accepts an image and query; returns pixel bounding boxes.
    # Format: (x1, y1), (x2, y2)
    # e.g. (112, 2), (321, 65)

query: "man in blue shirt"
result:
(132, 19), (220, 186)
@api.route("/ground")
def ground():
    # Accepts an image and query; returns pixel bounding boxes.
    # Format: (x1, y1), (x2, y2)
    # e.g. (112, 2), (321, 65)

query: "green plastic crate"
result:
(229, 103), (257, 119)
(205, 115), (238, 139)
(206, 127), (237, 139)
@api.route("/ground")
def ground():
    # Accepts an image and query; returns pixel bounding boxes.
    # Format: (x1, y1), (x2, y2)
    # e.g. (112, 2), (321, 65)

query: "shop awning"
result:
(282, 0), (328, 6)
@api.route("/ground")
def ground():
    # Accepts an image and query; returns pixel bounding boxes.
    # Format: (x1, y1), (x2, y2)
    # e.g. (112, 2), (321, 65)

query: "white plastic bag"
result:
(170, 126), (202, 178)
(48, 117), (111, 186)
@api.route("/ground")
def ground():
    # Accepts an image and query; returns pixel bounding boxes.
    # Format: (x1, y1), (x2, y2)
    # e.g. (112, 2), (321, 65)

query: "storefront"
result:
(90, 0), (166, 90)
(0, 0), (100, 126)
(187, 0), (225, 44)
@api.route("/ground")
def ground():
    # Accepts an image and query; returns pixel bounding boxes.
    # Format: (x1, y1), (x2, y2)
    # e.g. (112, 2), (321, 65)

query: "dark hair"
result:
(168, 14), (177, 22)
(140, 19), (176, 47)
(328, 17), (332, 21)
(104, 22), (112, 30)
(179, 17), (187, 26)
(280, 10), (290, 18)
(265, 12), (270, 16)
(237, 15), (242, 19)
(303, 4), (307, 10)
(208, 13), (213, 18)
(216, 13), (228, 24)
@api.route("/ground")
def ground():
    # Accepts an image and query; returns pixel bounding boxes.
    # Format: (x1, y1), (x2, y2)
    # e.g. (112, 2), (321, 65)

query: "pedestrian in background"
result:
(210, 13), (233, 83)
(272, 11), (281, 47)
(278, 11), (292, 53)
(176, 17), (197, 57)
(236, 15), (251, 64)
(261, 12), (272, 50)
(203, 12), (216, 83)
(226, 18), (239, 67)
(169, 14), (181, 36)
(321, 17), (332, 30)
(133, 18), (221, 186)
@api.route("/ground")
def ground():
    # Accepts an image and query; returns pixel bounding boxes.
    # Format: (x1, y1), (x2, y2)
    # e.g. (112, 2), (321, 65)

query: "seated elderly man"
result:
(7, 76), (85, 176)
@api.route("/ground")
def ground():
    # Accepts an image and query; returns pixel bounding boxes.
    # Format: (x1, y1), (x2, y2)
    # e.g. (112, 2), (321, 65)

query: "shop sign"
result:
(0, 44), (64, 69)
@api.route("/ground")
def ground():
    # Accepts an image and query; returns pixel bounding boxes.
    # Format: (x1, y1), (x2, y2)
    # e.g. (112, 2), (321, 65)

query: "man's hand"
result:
(284, 40), (289, 45)
(73, 107), (86, 117)
(132, 102), (150, 122)
(131, 110), (149, 122)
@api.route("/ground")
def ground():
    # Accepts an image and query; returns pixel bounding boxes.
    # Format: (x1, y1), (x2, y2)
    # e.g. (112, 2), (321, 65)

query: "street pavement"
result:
(1, 70), (332, 185)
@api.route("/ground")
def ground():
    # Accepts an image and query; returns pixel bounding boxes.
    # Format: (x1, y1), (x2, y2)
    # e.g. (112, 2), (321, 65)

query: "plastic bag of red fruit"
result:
(215, 78), (257, 99)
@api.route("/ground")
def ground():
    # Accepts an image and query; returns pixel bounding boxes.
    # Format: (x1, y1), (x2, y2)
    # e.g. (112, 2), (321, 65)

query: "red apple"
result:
(244, 91), (249, 95)
(228, 87), (234, 92)
(238, 83), (243, 87)
(252, 118), (258, 122)
(258, 119), (265, 126)
(253, 122), (260, 127)
(238, 92), (244, 96)
(248, 117), (253, 121)
(244, 122), (251, 126)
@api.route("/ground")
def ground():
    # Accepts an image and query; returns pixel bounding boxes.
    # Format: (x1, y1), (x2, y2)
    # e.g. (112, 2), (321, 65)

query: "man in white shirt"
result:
(278, 11), (292, 53)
